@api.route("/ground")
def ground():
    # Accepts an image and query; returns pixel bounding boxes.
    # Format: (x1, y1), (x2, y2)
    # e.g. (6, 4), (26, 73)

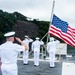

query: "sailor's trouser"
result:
(34, 50), (40, 66)
(23, 50), (29, 64)
(49, 51), (55, 67)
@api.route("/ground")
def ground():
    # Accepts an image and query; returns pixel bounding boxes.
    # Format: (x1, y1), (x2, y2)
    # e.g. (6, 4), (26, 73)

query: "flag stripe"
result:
(49, 25), (75, 47)
(48, 14), (75, 47)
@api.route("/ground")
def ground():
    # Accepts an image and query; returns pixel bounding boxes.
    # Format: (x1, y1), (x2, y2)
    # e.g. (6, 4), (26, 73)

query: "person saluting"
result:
(0, 31), (28, 75)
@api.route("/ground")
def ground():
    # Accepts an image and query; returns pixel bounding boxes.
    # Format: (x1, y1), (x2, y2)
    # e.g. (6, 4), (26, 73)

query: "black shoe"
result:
(50, 67), (55, 68)
(23, 63), (29, 65)
(34, 65), (36, 66)
(34, 65), (39, 67)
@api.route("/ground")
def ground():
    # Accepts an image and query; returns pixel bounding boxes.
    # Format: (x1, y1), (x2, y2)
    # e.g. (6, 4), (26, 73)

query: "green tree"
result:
(13, 12), (28, 21)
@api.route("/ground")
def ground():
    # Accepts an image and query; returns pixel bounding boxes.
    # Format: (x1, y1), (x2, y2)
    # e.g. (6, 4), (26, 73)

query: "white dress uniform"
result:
(0, 32), (25, 75)
(31, 37), (44, 66)
(0, 54), (1, 69)
(47, 37), (60, 68)
(23, 36), (33, 64)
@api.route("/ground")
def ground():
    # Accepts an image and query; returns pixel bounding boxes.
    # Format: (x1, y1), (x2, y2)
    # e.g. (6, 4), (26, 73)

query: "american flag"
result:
(48, 14), (75, 47)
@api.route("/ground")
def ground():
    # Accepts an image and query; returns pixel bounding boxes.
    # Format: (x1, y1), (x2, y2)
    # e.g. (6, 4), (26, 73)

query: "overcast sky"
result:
(0, 0), (75, 27)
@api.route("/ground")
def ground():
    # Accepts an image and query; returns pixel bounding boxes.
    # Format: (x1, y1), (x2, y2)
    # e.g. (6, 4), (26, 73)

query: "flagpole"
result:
(39, 1), (55, 59)
(45, 1), (55, 58)
(41, 1), (55, 41)
(46, 0), (55, 46)
(48, 0), (55, 41)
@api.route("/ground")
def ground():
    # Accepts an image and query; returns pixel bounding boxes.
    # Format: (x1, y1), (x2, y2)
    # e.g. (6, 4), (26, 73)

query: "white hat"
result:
(25, 35), (28, 38)
(36, 37), (39, 40)
(50, 37), (54, 42)
(4, 31), (15, 37)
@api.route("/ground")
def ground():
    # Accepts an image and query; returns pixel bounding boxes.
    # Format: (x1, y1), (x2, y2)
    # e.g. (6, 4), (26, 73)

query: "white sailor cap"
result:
(36, 37), (39, 40)
(4, 31), (15, 37)
(50, 37), (54, 42)
(25, 35), (28, 38)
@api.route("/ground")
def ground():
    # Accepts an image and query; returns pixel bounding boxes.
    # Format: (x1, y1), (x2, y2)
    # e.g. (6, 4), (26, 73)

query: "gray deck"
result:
(0, 55), (75, 75)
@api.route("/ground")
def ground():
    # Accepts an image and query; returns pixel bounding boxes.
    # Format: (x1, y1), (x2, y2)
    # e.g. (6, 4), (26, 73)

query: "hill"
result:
(0, 9), (49, 43)
(12, 20), (39, 40)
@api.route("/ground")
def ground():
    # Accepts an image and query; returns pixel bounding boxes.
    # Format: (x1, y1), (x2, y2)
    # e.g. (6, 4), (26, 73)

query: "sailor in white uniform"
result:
(31, 37), (44, 66)
(47, 37), (60, 68)
(23, 35), (33, 65)
(0, 31), (28, 75)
